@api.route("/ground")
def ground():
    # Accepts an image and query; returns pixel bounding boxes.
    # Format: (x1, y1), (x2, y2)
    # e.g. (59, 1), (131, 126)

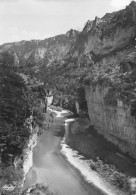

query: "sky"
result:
(0, 0), (134, 44)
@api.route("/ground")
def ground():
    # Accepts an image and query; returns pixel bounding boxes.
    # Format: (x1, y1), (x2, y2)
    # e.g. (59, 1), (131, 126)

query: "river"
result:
(23, 109), (119, 195)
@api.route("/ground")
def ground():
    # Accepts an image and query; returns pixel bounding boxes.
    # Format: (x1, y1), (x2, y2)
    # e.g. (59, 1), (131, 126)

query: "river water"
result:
(23, 110), (120, 195)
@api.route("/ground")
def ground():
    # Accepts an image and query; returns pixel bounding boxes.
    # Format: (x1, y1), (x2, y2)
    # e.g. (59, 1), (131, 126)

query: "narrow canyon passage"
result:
(23, 112), (106, 195)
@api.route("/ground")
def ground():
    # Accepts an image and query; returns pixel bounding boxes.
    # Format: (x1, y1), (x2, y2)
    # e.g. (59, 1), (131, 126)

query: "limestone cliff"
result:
(0, 2), (136, 63)
(85, 83), (136, 158)
(1, 2), (136, 158)
(71, 1), (136, 57)
(76, 1), (136, 158)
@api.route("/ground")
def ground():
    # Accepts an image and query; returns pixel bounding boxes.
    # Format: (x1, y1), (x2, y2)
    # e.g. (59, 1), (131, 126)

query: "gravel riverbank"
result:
(65, 117), (136, 194)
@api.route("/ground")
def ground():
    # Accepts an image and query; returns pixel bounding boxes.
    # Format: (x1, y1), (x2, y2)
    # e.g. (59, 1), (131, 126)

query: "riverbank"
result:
(23, 108), (109, 195)
(22, 182), (61, 195)
(47, 108), (126, 194)
(64, 117), (136, 194)
(21, 107), (136, 195)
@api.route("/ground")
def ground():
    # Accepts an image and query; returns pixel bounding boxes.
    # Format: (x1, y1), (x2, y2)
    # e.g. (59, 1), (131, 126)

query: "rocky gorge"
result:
(1, 1), (136, 194)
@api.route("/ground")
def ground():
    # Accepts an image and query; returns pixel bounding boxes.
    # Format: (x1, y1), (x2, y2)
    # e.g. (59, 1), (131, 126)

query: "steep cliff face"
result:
(81, 2), (136, 158)
(85, 83), (136, 158)
(71, 1), (136, 57)
(1, 2), (136, 158)
(1, 2), (136, 68)
(0, 51), (49, 195)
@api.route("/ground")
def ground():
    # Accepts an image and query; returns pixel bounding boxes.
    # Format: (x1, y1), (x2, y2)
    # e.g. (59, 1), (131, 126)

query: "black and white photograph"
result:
(0, 0), (136, 194)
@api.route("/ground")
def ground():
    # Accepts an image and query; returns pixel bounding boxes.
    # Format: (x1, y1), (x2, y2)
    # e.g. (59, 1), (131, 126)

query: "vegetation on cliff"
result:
(0, 2), (136, 114)
(0, 2), (136, 195)
(0, 51), (48, 194)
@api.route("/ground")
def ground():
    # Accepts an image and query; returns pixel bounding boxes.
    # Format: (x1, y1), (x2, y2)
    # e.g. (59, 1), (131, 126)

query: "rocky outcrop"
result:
(72, 1), (136, 57)
(85, 83), (136, 158)
(66, 29), (79, 38)
(0, 2), (136, 63)
(1, 1), (136, 159)
(14, 132), (38, 188)
(23, 132), (37, 178)
(13, 114), (39, 189)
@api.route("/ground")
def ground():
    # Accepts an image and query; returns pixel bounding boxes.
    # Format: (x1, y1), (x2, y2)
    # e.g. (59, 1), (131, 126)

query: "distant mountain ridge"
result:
(2, 3), (136, 194)
(0, 32), (77, 67)
(0, 1), (136, 68)
(1, 0), (136, 167)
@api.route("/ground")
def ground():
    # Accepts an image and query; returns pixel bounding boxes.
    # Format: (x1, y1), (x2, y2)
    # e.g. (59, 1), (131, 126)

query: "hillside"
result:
(0, 51), (50, 194)
(1, 1), (136, 158)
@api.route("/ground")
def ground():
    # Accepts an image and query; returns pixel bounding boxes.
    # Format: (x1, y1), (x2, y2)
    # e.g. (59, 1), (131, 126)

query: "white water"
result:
(48, 107), (71, 117)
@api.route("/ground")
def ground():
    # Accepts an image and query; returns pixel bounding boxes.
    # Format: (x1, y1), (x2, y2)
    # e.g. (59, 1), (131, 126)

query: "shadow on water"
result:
(23, 111), (110, 195)
(53, 125), (65, 138)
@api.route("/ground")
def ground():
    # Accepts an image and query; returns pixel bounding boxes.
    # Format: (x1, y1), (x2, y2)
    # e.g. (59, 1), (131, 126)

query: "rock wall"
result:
(85, 83), (136, 158)
(75, 101), (80, 114)
(23, 132), (37, 178)
(71, 1), (136, 58)
(14, 128), (38, 188)
(47, 95), (53, 106)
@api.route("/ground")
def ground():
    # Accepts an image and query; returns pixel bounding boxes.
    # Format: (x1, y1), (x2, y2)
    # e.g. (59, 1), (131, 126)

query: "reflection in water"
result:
(24, 111), (107, 195)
